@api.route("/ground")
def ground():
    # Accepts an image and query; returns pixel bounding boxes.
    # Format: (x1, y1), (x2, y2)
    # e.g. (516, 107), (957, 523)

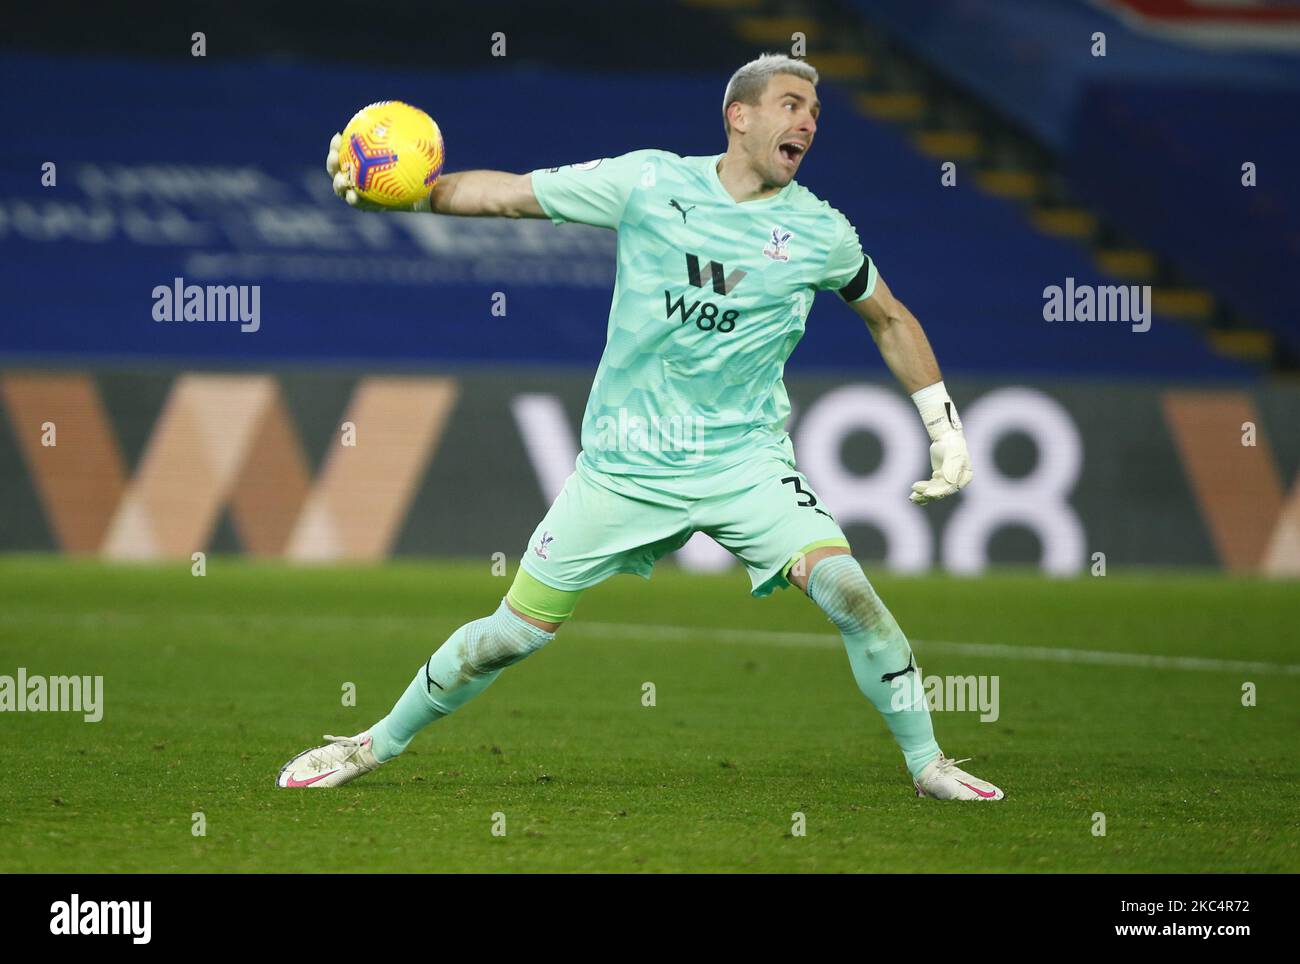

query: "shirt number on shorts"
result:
(782, 475), (833, 518)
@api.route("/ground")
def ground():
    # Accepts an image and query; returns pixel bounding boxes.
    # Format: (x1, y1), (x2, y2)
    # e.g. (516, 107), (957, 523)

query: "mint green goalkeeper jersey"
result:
(530, 150), (877, 476)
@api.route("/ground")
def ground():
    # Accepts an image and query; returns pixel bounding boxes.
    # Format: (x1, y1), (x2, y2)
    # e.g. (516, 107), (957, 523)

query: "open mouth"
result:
(778, 140), (807, 165)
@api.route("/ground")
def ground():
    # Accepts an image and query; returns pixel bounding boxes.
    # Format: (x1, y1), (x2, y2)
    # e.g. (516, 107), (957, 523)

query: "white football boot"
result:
(276, 731), (383, 788)
(913, 753), (1004, 801)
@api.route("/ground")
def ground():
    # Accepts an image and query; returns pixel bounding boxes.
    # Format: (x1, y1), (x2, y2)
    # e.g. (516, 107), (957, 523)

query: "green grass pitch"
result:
(1, 555), (1296, 873)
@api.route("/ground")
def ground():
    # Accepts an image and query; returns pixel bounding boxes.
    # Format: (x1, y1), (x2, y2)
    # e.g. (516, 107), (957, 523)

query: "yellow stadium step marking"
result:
(1095, 248), (1157, 280)
(912, 130), (981, 160)
(1209, 329), (1275, 360)
(855, 91), (925, 122)
(809, 52), (872, 80)
(734, 16), (821, 44)
(974, 169), (1042, 200)
(1030, 207), (1097, 239)
(1151, 288), (1215, 321)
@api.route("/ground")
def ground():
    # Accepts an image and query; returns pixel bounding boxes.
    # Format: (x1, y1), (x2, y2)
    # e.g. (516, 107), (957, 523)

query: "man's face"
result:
(733, 75), (820, 187)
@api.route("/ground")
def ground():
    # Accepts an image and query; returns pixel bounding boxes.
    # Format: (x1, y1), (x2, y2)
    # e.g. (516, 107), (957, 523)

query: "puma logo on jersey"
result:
(669, 198), (696, 222)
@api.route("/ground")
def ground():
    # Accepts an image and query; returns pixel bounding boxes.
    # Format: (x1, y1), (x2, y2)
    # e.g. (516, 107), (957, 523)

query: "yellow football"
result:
(337, 101), (445, 209)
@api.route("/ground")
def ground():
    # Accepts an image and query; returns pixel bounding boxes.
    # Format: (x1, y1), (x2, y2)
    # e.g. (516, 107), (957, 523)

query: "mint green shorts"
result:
(518, 446), (849, 599)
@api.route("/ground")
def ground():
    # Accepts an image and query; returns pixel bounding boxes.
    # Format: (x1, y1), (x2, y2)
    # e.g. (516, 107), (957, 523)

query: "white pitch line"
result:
(568, 621), (1300, 676)
(2, 610), (1297, 676)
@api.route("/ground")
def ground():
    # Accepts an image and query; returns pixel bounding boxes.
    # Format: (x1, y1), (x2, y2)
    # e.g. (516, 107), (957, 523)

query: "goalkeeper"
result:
(278, 54), (1003, 801)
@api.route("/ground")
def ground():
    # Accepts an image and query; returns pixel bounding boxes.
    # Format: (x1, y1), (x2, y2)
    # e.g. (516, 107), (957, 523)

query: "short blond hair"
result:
(722, 53), (819, 136)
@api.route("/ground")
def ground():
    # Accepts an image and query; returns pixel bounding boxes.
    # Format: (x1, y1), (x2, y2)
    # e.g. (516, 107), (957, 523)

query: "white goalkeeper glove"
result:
(909, 381), (973, 505)
(325, 132), (428, 212)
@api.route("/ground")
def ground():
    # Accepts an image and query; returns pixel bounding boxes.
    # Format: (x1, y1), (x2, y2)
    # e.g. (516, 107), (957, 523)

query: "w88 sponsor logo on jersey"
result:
(664, 251), (746, 335)
(664, 291), (739, 333)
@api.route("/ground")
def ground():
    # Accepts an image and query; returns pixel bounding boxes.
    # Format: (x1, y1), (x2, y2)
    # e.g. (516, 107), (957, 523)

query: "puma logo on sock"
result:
(880, 654), (916, 684)
(425, 659), (444, 693)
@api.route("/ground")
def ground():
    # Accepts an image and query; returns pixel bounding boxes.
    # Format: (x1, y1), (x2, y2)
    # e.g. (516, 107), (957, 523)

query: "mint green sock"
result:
(370, 600), (555, 762)
(807, 555), (940, 778)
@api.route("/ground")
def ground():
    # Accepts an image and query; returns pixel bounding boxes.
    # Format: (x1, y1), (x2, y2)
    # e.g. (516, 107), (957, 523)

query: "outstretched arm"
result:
(426, 170), (546, 218)
(850, 273), (973, 504)
(851, 273), (942, 394)
(325, 133), (546, 218)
